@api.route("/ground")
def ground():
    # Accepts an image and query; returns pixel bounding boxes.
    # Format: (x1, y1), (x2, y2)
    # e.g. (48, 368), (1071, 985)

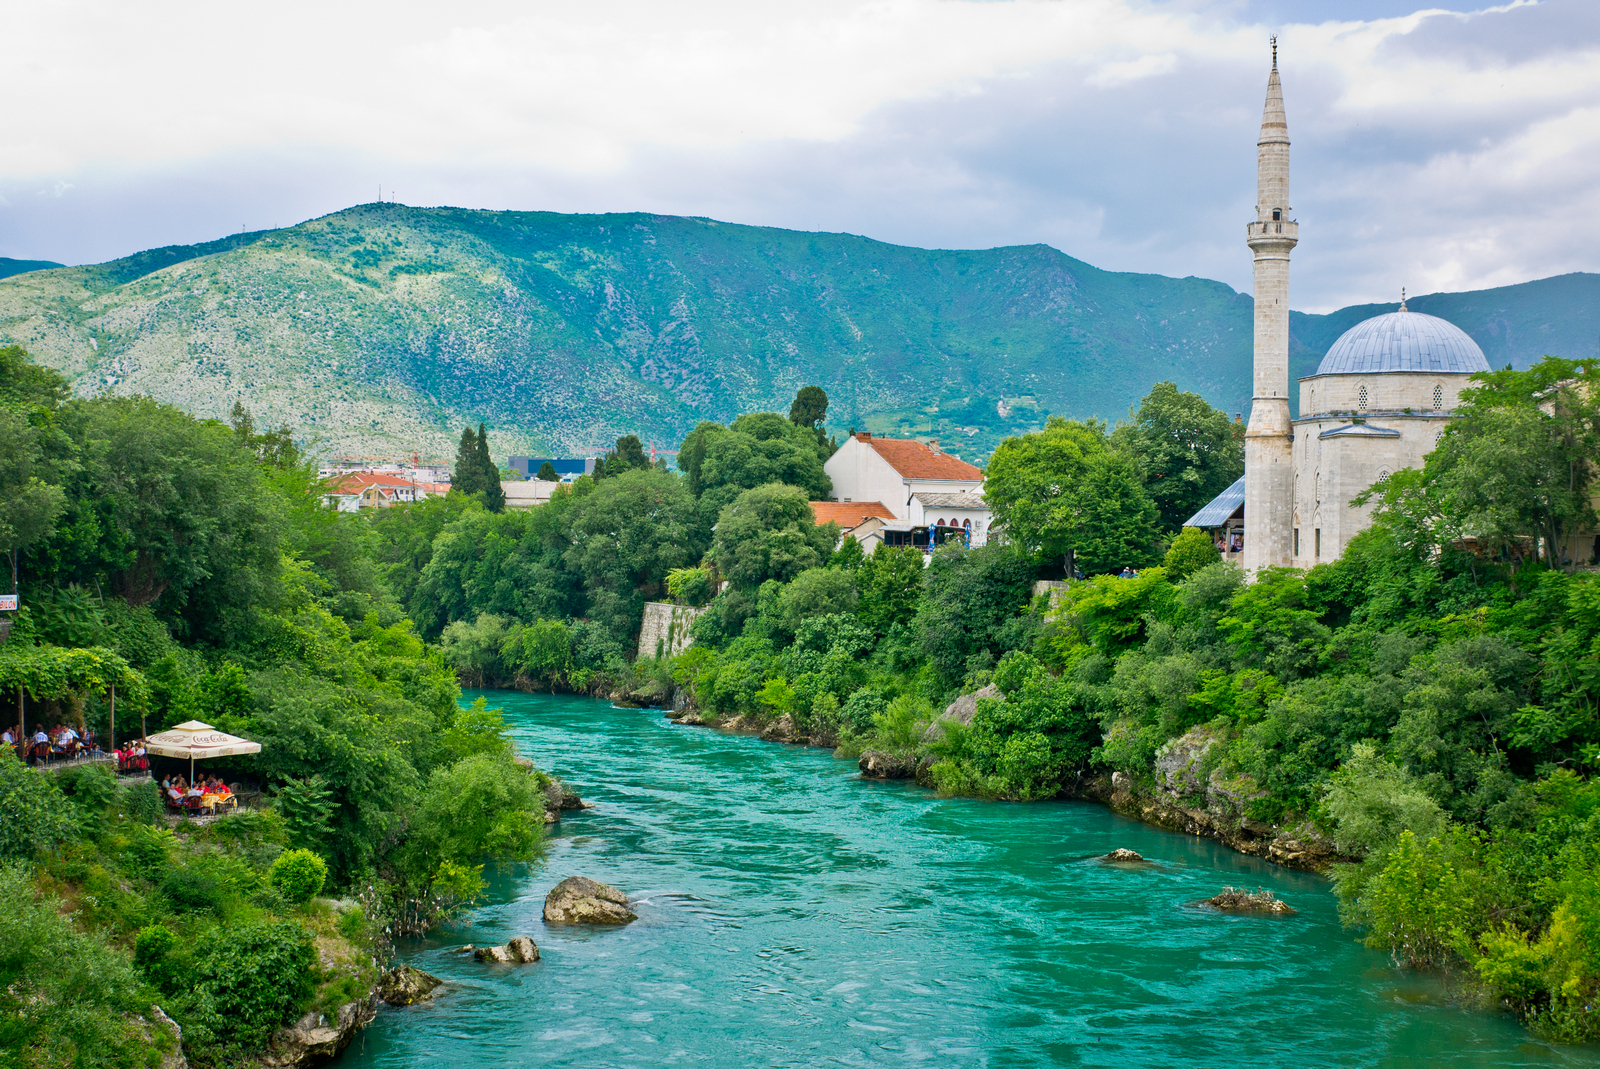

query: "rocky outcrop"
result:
(144, 1006), (187, 1069)
(1103, 848), (1145, 863)
(1154, 725), (1221, 795)
(473, 936), (541, 964)
(611, 676), (670, 708)
(543, 876), (637, 925)
(923, 683), (999, 743)
(1081, 771), (1343, 872)
(858, 750), (928, 780)
(1203, 887), (1296, 915)
(262, 997), (377, 1069)
(377, 965), (443, 1005)
(543, 779), (587, 813)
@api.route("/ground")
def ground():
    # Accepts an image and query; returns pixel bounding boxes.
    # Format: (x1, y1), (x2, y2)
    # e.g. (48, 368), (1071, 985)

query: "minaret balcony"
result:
(1246, 219), (1298, 240)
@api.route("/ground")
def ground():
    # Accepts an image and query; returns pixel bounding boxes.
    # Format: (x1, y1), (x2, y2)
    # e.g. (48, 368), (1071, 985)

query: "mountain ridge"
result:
(0, 203), (1593, 461)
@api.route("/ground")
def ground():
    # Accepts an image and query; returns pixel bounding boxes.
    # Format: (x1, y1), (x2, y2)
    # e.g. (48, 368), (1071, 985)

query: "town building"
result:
(508, 457), (597, 481)
(502, 480), (564, 509)
(1187, 45), (1491, 568)
(324, 472), (438, 512)
(823, 432), (991, 551)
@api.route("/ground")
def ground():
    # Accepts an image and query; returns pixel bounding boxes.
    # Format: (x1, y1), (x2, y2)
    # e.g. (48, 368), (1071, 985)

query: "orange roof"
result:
(810, 501), (895, 529)
(327, 472), (425, 494)
(860, 435), (983, 481)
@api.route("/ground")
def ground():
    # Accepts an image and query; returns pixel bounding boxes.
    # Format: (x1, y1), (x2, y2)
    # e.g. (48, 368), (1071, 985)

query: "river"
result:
(341, 690), (1599, 1068)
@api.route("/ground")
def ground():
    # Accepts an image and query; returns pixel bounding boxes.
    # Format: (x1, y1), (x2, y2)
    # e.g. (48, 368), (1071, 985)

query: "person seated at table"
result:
(161, 776), (183, 802)
(29, 729), (49, 765)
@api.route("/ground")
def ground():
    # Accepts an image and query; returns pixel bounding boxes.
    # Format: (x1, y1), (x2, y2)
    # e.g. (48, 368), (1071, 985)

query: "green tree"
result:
(474, 423), (506, 512)
(1112, 381), (1244, 531)
(0, 408), (65, 595)
(1071, 452), (1161, 574)
(856, 545), (925, 633)
(535, 461), (560, 482)
(789, 385), (829, 429)
(453, 425), (483, 497)
(712, 483), (837, 588)
(1163, 526), (1222, 581)
(916, 543), (1038, 685)
(982, 417), (1106, 572)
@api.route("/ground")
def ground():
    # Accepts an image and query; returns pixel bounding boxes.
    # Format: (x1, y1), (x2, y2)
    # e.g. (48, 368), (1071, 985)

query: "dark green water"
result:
(342, 691), (1599, 1068)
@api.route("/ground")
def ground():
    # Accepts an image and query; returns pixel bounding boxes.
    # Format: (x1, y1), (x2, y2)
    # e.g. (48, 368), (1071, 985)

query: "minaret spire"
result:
(1243, 41), (1299, 576)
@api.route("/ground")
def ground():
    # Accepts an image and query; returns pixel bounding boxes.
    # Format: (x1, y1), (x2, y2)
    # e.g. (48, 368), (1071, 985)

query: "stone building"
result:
(1188, 44), (1491, 568)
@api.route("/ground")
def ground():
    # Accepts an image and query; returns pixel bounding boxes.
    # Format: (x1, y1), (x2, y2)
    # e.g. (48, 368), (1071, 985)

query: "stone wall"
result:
(636, 602), (706, 661)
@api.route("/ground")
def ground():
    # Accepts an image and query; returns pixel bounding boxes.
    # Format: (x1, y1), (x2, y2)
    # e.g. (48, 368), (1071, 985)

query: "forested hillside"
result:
(2, 204), (1592, 461)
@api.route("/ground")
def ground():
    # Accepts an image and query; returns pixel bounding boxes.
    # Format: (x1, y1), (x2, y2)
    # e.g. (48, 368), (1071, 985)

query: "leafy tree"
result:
(712, 483), (836, 588)
(680, 414), (832, 517)
(0, 408), (65, 595)
(789, 385), (829, 429)
(982, 417), (1105, 572)
(268, 848), (328, 904)
(1112, 381), (1243, 531)
(916, 543), (1037, 685)
(856, 545), (925, 634)
(0, 749), (77, 860)
(1163, 526), (1221, 581)
(1071, 452), (1162, 573)
(535, 461), (560, 482)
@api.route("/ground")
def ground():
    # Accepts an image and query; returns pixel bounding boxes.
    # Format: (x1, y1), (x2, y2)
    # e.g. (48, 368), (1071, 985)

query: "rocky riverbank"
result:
(665, 685), (1346, 874)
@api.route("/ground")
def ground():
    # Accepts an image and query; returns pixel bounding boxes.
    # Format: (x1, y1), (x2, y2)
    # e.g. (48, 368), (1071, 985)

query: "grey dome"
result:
(1315, 310), (1489, 376)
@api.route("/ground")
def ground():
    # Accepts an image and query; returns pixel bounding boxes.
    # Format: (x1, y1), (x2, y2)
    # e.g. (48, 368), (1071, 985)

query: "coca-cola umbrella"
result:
(144, 720), (262, 782)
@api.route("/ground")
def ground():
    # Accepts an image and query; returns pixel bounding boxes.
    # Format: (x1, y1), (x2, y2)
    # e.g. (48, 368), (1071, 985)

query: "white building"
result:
(1190, 46), (1491, 568)
(823, 432), (991, 550)
(502, 480), (563, 509)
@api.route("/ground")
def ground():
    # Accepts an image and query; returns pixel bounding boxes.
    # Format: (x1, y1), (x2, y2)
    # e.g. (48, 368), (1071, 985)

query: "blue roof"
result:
(1184, 475), (1246, 528)
(1315, 310), (1489, 376)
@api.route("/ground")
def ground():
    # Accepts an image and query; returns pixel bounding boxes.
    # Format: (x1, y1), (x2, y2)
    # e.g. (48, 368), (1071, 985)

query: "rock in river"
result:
(1203, 886), (1296, 915)
(474, 936), (541, 963)
(543, 876), (638, 925)
(378, 965), (444, 1004)
(261, 997), (376, 1069)
(858, 750), (923, 779)
(1103, 848), (1145, 863)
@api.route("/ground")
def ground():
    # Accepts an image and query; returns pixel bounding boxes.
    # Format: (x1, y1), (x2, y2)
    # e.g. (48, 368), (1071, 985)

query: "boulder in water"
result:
(1203, 886), (1296, 915)
(378, 965), (444, 1005)
(262, 997), (376, 1068)
(1103, 848), (1145, 863)
(858, 750), (920, 779)
(474, 936), (541, 963)
(543, 876), (637, 925)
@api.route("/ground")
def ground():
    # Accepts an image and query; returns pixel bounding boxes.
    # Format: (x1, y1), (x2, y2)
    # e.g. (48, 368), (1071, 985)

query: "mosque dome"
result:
(1315, 309), (1489, 376)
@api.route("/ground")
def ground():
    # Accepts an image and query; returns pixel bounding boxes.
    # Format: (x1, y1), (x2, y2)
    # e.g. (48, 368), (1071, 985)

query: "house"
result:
(809, 501), (897, 554)
(324, 472), (434, 512)
(823, 432), (991, 551)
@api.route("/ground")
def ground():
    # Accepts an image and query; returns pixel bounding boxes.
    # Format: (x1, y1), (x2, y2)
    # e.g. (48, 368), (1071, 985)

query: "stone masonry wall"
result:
(636, 602), (706, 662)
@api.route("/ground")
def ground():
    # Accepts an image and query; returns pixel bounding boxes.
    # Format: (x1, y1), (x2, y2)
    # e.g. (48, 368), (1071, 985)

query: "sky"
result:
(1, 0), (1596, 311)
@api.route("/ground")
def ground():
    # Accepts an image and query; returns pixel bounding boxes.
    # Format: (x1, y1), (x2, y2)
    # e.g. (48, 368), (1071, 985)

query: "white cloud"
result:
(0, 0), (1595, 311)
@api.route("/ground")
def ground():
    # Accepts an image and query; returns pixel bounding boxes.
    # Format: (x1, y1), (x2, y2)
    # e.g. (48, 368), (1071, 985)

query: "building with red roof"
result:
(822, 433), (991, 552)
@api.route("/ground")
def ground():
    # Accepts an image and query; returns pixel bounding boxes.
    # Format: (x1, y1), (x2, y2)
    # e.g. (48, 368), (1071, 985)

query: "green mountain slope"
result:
(0, 256), (64, 281)
(0, 204), (1593, 461)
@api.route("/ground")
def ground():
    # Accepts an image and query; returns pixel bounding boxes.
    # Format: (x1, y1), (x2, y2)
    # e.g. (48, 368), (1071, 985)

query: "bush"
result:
(187, 920), (317, 1054)
(0, 749), (79, 860)
(119, 778), (165, 825)
(134, 923), (185, 993)
(269, 848), (328, 904)
(121, 823), (176, 881)
(1163, 526), (1221, 581)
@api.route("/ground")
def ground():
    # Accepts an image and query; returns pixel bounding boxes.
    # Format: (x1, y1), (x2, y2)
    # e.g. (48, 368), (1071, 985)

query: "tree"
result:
(1163, 526), (1221, 581)
(535, 461), (559, 482)
(1112, 381), (1244, 531)
(712, 483), (836, 588)
(789, 385), (829, 429)
(984, 418), (1158, 574)
(474, 423), (506, 512)
(453, 426), (483, 497)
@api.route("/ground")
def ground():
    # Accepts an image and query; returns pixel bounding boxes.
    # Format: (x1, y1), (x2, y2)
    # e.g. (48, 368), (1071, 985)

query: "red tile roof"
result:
(861, 435), (983, 481)
(810, 501), (895, 528)
(326, 472), (426, 494)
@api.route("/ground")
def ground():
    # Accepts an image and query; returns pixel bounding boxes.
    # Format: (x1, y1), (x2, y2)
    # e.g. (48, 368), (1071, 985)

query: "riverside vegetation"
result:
(7, 340), (1600, 1059)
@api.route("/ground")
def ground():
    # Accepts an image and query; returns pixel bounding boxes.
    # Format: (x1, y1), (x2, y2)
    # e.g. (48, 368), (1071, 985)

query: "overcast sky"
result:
(1, 0), (1595, 311)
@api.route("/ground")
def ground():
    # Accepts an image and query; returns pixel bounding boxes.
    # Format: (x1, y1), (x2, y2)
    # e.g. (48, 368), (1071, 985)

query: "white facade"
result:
(823, 433), (991, 551)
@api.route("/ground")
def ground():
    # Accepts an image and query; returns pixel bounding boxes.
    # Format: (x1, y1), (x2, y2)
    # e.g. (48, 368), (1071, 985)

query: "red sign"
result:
(0, 594), (17, 612)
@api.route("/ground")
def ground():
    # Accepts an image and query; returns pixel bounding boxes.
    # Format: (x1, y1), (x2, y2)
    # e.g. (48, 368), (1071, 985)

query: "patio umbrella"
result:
(144, 720), (262, 781)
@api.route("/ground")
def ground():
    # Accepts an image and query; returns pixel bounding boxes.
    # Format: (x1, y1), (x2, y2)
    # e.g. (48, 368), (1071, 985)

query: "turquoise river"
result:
(341, 691), (1600, 1068)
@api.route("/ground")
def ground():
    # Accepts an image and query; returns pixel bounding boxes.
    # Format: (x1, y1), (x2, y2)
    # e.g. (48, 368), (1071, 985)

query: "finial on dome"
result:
(1271, 35), (1277, 71)
(1400, 287), (1408, 312)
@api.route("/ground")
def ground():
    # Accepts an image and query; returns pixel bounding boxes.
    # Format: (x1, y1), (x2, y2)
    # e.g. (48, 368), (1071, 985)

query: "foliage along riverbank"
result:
(0, 346), (553, 1067)
(8, 335), (1600, 1056)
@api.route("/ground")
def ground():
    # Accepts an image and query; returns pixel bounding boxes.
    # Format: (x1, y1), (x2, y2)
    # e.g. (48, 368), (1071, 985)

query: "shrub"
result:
(134, 924), (185, 993)
(121, 824), (176, 882)
(667, 566), (714, 608)
(119, 778), (165, 825)
(0, 748), (78, 860)
(187, 920), (317, 1053)
(269, 848), (328, 904)
(1163, 526), (1221, 581)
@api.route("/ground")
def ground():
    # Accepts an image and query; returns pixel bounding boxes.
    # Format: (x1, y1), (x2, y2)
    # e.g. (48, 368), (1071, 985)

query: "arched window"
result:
(1433, 384), (1443, 410)
(1315, 472), (1322, 502)
(1309, 386), (1315, 413)
(1378, 468), (1391, 483)
(1357, 384), (1369, 411)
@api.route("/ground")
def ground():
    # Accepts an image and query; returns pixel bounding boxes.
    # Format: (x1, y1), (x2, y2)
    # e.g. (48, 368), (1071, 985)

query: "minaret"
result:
(1243, 38), (1298, 575)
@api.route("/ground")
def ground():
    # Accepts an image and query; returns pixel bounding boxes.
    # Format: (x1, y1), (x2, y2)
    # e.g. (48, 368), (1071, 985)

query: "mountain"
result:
(0, 256), (64, 281)
(0, 203), (1594, 462)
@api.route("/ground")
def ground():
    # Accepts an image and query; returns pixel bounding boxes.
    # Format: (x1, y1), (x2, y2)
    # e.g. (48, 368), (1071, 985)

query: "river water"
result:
(342, 691), (1599, 1068)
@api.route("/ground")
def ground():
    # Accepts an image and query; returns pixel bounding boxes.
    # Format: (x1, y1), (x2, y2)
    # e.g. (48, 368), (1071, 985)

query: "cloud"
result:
(0, 0), (1596, 312)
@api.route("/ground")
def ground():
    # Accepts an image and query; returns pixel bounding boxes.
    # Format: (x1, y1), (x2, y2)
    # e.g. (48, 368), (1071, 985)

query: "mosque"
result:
(1185, 42), (1492, 570)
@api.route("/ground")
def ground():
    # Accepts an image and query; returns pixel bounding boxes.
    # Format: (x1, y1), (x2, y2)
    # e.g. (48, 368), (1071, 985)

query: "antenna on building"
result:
(1271, 35), (1277, 70)
(1400, 287), (1408, 312)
